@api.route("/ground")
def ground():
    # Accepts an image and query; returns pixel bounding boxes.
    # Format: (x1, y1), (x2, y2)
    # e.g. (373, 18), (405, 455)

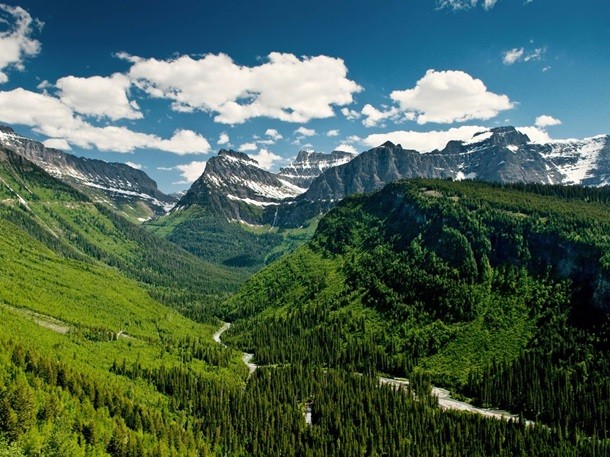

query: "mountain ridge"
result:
(0, 125), (176, 223)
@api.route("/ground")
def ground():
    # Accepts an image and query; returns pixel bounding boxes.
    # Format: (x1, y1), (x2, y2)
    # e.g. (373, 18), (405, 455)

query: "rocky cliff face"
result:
(272, 127), (607, 227)
(536, 135), (610, 186)
(277, 149), (355, 188)
(128, 125), (610, 230)
(176, 149), (306, 224)
(0, 126), (175, 221)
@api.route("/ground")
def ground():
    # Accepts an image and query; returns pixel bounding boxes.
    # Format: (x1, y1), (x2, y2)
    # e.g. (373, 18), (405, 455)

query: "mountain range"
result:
(1, 122), (610, 454)
(0, 126), (176, 223)
(3, 122), (610, 270)
(171, 126), (610, 231)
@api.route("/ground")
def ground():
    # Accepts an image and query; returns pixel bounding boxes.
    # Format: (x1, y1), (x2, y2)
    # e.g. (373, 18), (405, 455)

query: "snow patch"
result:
(455, 171), (477, 181)
(226, 195), (279, 207)
(541, 136), (606, 185)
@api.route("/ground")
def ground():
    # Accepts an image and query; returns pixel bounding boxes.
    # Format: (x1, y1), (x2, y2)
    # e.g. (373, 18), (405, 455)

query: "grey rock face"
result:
(0, 126), (175, 217)
(273, 127), (608, 227)
(177, 149), (306, 224)
(278, 149), (355, 188)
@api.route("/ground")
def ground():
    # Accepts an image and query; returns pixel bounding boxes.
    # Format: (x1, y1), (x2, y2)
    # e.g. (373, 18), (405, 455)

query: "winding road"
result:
(214, 322), (257, 376)
(213, 322), (529, 424)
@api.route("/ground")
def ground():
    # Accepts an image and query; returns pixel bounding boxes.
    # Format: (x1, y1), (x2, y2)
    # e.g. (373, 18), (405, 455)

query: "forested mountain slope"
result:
(2, 147), (608, 454)
(0, 147), (242, 317)
(0, 126), (176, 223)
(223, 179), (610, 438)
(0, 147), (251, 454)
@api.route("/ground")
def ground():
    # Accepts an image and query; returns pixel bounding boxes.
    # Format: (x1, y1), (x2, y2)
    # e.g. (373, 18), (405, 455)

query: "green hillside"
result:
(2, 149), (608, 455)
(146, 204), (319, 273)
(223, 179), (610, 438)
(0, 148), (242, 318)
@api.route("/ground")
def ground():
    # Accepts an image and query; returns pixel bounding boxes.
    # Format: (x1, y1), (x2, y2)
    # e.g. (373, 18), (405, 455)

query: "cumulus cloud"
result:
(255, 128), (283, 145)
(503, 46), (545, 65)
(217, 132), (230, 145)
(175, 160), (207, 183)
(0, 88), (211, 154)
(265, 128), (282, 141)
(238, 142), (257, 152)
(363, 125), (488, 152)
(122, 51), (362, 124)
(361, 104), (405, 127)
(43, 138), (70, 150)
(436, 0), (498, 11)
(334, 144), (358, 154)
(341, 108), (361, 120)
(295, 126), (316, 137)
(326, 129), (340, 137)
(125, 161), (143, 170)
(56, 73), (142, 120)
(502, 48), (524, 65)
(363, 70), (514, 127)
(248, 148), (282, 170)
(535, 115), (561, 128)
(516, 126), (551, 143)
(0, 4), (42, 83)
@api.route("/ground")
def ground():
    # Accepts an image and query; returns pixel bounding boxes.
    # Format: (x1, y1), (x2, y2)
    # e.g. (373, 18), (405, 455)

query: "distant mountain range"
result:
(0, 126), (175, 223)
(3, 123), (609, 232)
(175, 126), (610, 228)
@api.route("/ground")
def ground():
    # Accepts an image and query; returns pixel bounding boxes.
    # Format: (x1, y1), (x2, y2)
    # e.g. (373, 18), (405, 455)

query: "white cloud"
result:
(361, 104), (404, 127)
(175, 160), (206, 183)
(335, 143), (358, 154)
(0, 88), (211, 154)
(123, 52), (362, 124)
(326, 129), (340, 137)
(503, 46), (545, 65)
(502, 48), (524, 65)
(56, 73), (142, 120)
(363, 70), (514, 127)
(516, 126), (551, 143)
(155, 129), (211, 155)
(0, 4), (42, 83)
(238, 142), (257, 152)
(42, 138), (70, 150)
(295, 126), (316, 137)
(265, 128), (282, 141)
(248, 148), (282, 170)
(341, 107), (361, 120)
(363, 125), (488, 152)
(125, 161), (143, 170)
(535, 115), (561, 128)
(36, 79), (51, 90)
(524, 48), (544, 62)
(217, 132), (230, 145)
(436, 0), (498, 11)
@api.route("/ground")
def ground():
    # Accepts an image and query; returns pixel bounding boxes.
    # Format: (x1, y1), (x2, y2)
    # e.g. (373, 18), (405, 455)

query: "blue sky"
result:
(0, 0), (608, 192)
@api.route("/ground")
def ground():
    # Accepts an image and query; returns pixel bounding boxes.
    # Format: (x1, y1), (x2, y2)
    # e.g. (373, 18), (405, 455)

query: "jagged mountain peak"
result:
(0, 125), (17, 135)
(218, 149), (259, 165)
(461, 126), (530, 148)
(380, 140), (398, 148)
(278, 148), (356, 188)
